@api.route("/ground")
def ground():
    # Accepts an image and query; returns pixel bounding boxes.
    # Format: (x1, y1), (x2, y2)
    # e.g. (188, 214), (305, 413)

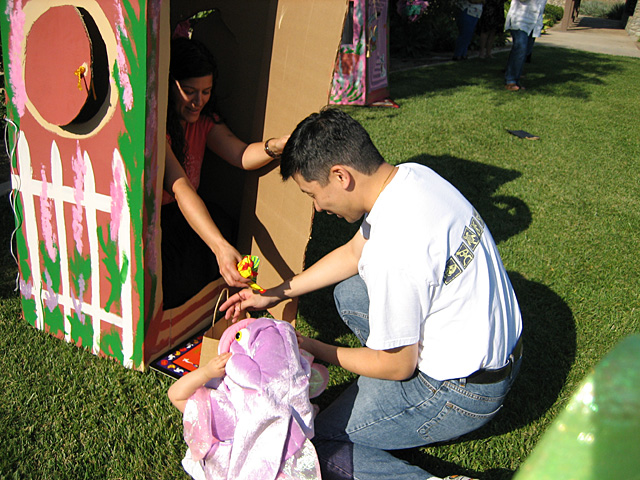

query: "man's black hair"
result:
(280, 108), (385, 185)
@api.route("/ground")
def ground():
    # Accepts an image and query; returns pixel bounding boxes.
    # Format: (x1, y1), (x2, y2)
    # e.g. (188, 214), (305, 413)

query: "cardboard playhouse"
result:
(1, 0), (349, 371)
(329, 0), (396, 107)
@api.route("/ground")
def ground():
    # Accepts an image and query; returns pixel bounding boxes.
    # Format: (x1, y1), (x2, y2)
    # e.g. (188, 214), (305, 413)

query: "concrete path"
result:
(537, 16), (640, 58)
(390, 15), (640, 73)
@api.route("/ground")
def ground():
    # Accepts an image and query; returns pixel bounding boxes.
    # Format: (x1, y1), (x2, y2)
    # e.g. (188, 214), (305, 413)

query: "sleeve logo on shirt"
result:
(443, 210), (485, 285)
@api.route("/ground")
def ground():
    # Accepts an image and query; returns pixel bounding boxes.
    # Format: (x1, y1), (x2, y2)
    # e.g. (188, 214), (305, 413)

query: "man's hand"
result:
(219, 288), (283, 321)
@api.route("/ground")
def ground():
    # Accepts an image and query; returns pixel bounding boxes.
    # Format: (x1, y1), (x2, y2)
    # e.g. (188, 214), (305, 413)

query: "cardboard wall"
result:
(2, 0), (349, 370)
(1, 0), (163, 369)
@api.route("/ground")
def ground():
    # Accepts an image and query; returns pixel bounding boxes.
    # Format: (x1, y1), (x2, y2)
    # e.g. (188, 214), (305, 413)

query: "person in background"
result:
(162, 36), (288, 308)
(453, 0), (485, 60)
(503, 0), (548, 90)
(221, 108), (523, 480)
(477, 0), (506, 58)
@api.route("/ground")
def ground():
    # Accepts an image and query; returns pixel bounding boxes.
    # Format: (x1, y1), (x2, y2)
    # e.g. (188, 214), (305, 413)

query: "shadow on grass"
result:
(389, 46), (625, 101)
(410, 154), (531, 244)
(299, 155), (576, 478)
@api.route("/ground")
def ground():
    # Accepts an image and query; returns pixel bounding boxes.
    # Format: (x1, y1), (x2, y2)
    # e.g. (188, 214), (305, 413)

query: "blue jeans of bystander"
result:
(505, 29), (536, 85)
(454, 8), (480, 59)
(312, 275), (521, 480)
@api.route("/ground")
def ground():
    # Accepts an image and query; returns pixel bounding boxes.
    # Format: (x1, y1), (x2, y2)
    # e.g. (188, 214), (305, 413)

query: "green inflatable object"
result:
(515, 334), (640, 479)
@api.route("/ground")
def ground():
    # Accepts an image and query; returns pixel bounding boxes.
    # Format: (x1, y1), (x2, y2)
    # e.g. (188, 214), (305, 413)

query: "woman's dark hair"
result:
(280, 108), (385, 184)
(166, 37), (220, 165)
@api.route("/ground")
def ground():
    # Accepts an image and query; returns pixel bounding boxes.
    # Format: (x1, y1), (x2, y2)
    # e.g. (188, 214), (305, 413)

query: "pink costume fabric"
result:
(181, 318), (329, 480)
(163, 114), (217, 205)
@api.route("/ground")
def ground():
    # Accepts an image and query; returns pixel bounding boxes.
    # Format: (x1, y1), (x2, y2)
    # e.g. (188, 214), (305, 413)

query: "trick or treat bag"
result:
(198, 288), (231, 368)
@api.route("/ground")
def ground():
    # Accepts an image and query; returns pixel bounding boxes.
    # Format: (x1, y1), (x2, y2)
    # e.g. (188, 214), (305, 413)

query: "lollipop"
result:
(237, 255), (265, 293)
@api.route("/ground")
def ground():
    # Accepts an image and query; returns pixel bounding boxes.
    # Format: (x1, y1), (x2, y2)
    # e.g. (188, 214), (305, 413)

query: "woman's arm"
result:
(168, 353), (232, 413)
(164, 142), (248, 287)
(206, 121), (289, 170)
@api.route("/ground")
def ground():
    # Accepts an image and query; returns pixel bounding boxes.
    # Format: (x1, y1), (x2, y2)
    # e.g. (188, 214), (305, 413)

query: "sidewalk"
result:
(536, 16), (640, 58)
(390, 15), (640, 73)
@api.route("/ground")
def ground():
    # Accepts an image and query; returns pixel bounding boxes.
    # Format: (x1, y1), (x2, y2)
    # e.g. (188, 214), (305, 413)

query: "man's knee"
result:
(333, 275), (368, 310)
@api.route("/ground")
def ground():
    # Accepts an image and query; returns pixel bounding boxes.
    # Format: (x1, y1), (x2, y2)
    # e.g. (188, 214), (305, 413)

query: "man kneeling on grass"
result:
(221, 108), (523, 480)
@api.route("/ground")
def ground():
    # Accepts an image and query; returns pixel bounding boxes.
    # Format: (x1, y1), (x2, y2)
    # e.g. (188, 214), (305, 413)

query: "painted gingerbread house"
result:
(1, 0), (348, 370)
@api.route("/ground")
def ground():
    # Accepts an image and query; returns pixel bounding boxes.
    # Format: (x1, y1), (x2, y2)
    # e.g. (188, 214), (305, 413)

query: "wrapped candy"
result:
(237, 255), (265, 293)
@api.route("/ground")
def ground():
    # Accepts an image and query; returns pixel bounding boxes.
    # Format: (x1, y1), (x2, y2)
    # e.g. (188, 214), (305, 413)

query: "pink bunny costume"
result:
(181, 317), (328, 480)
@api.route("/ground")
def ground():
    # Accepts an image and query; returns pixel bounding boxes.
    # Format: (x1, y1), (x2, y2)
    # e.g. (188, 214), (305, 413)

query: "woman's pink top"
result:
(163, 115), (216, 205)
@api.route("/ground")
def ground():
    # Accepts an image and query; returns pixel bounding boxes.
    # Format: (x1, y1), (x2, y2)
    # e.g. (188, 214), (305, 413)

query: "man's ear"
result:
(329, 165), (354, 190)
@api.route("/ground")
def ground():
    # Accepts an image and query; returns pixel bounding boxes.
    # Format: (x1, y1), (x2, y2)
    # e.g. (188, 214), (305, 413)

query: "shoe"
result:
(505, 83), (525, 91)
(443, 476), (478, 480)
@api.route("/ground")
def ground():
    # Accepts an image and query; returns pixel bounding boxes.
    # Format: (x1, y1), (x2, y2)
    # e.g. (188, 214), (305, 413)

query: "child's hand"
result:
(202, 352), (232, 379)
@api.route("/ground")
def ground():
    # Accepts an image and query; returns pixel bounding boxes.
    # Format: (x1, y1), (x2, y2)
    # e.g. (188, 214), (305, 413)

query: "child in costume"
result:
(168, 317), (329, 480)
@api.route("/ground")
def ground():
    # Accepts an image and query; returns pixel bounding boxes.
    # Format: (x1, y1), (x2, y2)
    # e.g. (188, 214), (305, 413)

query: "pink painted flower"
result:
(71, 274), (86, 325)
(20, 277), (33, 300)
(72, 141), (86, 254)
(115, 2), (134, 111)
(44, 270), (59, 312)
(110, 150), (125, 242)
(7, 0), (26, 117)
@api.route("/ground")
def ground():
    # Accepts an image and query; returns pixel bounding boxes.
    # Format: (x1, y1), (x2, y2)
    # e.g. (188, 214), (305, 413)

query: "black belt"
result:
(465, 336), (523, 385)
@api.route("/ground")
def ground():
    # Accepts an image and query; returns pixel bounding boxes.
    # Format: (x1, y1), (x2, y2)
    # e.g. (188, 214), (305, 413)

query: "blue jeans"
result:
(454, 8), (480, 58)
(312, 275), (521, 480)
(505, 29), (536, 85)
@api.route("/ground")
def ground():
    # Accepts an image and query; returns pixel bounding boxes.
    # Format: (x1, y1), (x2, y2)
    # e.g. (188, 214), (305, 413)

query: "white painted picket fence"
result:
(11, 132), (135, 367)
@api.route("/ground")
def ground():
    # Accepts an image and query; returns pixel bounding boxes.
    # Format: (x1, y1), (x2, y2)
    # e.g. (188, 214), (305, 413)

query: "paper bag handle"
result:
(211, 288), (229, 328)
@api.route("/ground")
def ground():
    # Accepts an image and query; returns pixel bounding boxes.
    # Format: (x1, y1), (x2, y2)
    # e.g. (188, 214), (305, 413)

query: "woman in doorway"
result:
(162, 36), (288, 309)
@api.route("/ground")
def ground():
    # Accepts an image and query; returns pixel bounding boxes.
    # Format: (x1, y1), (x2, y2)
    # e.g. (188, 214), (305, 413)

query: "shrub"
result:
(606, 2), (627, 19)
(545, 3), (565, 22)
(389, 0), (458, 57)
(579, 0), (625, 18)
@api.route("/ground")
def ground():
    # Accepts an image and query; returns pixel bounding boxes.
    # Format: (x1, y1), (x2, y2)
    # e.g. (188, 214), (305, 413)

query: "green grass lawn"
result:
(1, 45), (639, 479)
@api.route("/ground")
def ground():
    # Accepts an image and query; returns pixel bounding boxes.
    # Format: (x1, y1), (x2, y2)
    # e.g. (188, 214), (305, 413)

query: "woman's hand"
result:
(266, 135), (290, 158)
(214, 243), (250, 288)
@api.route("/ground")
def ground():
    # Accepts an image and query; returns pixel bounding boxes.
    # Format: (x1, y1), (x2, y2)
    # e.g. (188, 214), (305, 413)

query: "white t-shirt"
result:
(358, 163), (522, 381)
(504, 0), (548, 37)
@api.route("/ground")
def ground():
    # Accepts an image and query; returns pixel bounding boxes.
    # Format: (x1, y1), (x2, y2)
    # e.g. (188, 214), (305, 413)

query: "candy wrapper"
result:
(237, 255), (265, 293)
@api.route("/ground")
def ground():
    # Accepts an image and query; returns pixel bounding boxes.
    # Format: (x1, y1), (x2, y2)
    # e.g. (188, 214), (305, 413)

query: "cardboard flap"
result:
(248, 0), (350, 321)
